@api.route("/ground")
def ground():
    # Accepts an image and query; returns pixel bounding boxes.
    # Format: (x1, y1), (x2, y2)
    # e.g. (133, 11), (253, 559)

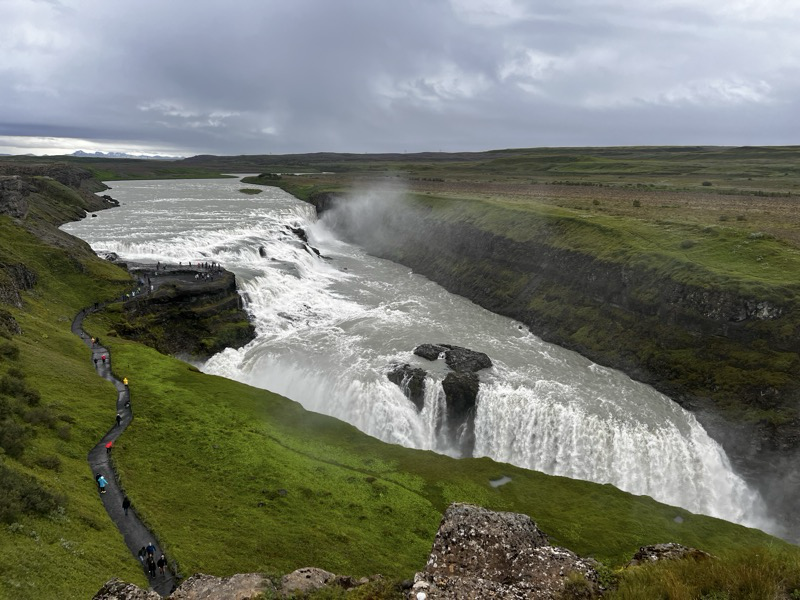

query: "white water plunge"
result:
(61, 178), (774, 533)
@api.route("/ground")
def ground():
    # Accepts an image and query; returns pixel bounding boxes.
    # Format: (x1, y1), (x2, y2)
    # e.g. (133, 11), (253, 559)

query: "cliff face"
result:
(111, 267), (256, 360)
(314, 192), (800, 536)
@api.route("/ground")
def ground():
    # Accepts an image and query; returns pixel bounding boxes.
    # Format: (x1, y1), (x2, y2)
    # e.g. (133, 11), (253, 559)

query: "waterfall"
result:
(60, 177), (777, 535)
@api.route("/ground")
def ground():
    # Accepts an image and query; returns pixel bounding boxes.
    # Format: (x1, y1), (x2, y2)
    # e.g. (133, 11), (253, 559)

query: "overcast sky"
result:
(1, 0), (798, 157)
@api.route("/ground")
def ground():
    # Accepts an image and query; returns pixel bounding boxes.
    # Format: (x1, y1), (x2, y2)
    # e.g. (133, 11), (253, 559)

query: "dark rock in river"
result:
(442, 371), (479, 456)
(259, 246), (267, 258)
(414, 343), (492, 372)
(290, 226), (308, 242)
(387, 363), (427, 411)
(410, 503), (601, 600)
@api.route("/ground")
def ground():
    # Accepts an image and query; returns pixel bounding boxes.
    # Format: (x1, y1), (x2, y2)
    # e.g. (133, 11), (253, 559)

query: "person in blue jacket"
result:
(97, 474), (108, 494)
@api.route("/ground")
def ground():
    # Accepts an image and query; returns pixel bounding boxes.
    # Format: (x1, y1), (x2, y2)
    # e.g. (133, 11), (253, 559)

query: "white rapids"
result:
(61, 177), (776, 534)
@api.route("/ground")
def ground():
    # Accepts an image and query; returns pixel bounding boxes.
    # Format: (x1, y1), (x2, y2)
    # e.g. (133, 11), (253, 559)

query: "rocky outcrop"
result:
(626, 543), (713, 567)
(0, 176), (33, 218)
(93, 573), (272, 600)
(112, 266), (256, 360)
(0, 262), (37, 308)
(169, 573), (272, 599)
(93, 578), (162, 600)
(410, 503), (601, 600)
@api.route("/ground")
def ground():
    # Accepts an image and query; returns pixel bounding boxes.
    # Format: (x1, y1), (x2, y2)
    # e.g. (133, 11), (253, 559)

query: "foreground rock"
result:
(94, 573), (271, 599)
(410, 503), (601, 599)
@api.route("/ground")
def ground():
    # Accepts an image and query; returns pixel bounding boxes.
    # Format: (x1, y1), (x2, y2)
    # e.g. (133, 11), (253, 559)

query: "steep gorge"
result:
(314, 190), (800, 538)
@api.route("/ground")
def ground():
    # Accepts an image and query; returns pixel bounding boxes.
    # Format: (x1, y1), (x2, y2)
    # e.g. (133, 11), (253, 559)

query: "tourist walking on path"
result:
(138, 547), (146, 563)
(147, 555), (157, 578)
(116, 413), (122, 427)
(97, 474), (108, 494)
(157, 554), (167, 575)
(146, 541), (157, 557)
(106, 440), (113, 454)
(123, 497), (131, 515)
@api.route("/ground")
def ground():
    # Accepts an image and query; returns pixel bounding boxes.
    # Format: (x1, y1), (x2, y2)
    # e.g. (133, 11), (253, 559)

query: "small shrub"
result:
(592, 199), (600, 206)
(719, 215), (729, 222)
(736, 215), (747, 221)
(56, 424), (71, 441)
(0, 463), (63, 523)
(23, 406), (56, 428)
(35, 455), (62, 472)
(0, 340), (19, 360)
(632, 200), (641, 207)
(0, 419), (31, 458)
(702, 181), (713, 186)
(559, 571), (597, 599)
(680, 239), (696, 249)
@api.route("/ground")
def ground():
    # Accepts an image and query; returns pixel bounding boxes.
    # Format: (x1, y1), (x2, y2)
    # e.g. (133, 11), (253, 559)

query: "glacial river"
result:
(61, 177), (775, 534)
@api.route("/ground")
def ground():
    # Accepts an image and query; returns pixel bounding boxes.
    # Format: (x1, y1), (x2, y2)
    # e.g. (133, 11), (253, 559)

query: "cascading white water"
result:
(61, 177), (776, 534)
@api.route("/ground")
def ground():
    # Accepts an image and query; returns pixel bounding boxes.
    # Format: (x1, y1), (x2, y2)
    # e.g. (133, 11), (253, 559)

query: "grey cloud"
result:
(1, 0), (798, 155)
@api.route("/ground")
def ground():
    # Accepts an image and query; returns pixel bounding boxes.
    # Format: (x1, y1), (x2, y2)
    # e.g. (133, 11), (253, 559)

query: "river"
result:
(61, 177), (776, 534)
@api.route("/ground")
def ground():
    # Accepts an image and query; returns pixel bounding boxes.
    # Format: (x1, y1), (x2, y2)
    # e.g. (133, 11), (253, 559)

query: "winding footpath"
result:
(72, 305), (177, 597)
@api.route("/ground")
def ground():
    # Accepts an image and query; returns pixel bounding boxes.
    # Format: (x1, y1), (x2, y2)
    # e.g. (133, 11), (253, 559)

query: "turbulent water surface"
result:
(62, 177), (775, 533)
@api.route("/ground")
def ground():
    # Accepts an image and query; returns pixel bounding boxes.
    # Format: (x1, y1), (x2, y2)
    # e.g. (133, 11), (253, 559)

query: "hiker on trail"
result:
(97, 474), (108, 494)
(101, 354), (107, 364)
(124, 399), (131, 409)
(147, 555), (157, 578)
(91, 337), (95, 346)
(116, 413), (122, 427)
(157, 554), (167, 575)
(93, 357), (98, 367)
(123, 377), (128, 387)
(138, 547), (146, 563)
(146, 541), (156, 557)
(106, 440), (113, 454)
(122, 497), (131, 515)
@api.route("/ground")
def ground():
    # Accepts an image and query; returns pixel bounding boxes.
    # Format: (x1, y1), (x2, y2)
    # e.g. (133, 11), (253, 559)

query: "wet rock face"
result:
(387, 363), (427, 411)
(411, 503), (600, 600)
(441, 372), (479, 456)
(386, 344), (491, 456)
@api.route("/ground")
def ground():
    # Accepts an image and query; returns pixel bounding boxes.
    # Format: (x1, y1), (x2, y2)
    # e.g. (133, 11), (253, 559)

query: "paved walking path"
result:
(73, 306), (177, 597)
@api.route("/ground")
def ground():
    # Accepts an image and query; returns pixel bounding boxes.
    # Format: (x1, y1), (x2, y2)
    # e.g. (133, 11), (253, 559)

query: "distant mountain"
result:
(71, 150), (182, 160)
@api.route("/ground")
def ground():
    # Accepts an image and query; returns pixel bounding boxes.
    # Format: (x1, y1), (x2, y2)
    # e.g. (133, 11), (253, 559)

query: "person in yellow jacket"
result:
(123, 377), (128, 387)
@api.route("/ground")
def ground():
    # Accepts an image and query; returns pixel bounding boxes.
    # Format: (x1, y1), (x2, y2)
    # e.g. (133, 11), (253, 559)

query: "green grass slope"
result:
(0, 217), (146, 599)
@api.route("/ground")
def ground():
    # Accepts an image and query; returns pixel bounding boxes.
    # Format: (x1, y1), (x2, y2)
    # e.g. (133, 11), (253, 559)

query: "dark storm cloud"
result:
(1, 0), (798, 155)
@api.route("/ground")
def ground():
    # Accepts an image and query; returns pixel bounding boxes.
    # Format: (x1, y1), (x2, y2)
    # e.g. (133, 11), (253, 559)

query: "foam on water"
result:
(61, 178), (776, 534)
